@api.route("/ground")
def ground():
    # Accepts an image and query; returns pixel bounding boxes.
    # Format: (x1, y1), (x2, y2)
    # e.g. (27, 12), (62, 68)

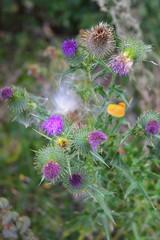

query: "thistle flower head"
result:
(109, 38), (151, 76)
(42, 161), (61, 180)
(135, 111), (160, 136)
(88, 131), (108, 151)
(68, 173), (83, 188)
(0, 87), (14, 101)
(62, 166), (94, 196)
(81, 22), (115, 57)
(145, 120), (159, 135)
(62, 39), (78, 57)
(41, 115), (64, 137)
(109, 52), (133, 76)
(35, 146), (67, 180)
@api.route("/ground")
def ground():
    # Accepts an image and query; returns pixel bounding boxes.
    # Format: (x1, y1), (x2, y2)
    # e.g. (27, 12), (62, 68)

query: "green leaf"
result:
(31, 113), (47, 121)
(146, 171), (160, 179)
(113, 87), (130, 106)
(33, 129), (52, 140)
(60, 65), (81, 81)
(94, 85), (107, 98)
(94, 58), (112, 72)
(101, 214), (110, 240)
(132, 222), (140, 240)
(90, 150), (110, 168)
(115, 159), (155, 209)
(90, 185), (114, 198)
(124, 183), (136, 199)
(154, 134), (160, 139)
(92, 191), (115, 224)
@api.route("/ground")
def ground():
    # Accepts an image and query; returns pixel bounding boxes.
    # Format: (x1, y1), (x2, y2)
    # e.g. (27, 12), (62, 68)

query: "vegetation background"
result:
(0, 0), (160, 239)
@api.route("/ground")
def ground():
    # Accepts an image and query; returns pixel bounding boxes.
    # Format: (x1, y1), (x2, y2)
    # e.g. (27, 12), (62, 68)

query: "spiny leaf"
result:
(101, 214), (110, 240)
(33, 129), (52, 140)
(92, 191), (115, 224)
(60, 65), (80, 81)
(90, 150), (110, 168)
(116, 159), (155, 209)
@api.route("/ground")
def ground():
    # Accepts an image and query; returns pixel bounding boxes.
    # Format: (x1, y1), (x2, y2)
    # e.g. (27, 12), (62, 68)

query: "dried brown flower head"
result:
(81, 22), (115, 57)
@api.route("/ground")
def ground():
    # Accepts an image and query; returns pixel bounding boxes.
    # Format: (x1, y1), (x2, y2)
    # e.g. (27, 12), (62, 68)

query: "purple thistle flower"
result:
(68, 173), (83, 188)
(0, 87), (13, 101)
(88, 131), (108, 151)
(145, 120), (159, 135)
(62, 39), (78, 57)
(109, 52), (133, 76)
(42, 161), (61, 180)
(41, 115), (64, 137)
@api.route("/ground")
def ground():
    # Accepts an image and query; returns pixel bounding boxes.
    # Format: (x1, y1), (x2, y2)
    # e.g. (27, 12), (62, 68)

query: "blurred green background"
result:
(0, 0), (160, 239)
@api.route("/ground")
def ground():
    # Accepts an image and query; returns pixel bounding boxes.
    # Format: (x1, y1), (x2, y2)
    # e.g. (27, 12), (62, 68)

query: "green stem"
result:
(84, 73), (91, 126)
(107, 74), (116, 101)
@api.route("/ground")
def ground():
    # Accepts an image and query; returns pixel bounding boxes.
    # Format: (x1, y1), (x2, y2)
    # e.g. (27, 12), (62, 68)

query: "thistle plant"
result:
(1, 22), (160, 239)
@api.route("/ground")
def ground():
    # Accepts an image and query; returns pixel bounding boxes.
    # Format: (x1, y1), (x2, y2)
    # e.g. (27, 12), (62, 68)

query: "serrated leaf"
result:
(116, 159), (155, 209)
(94, 58), (112, 72)
(60, 66), (80, 81)
(94, 85), (107, 98)
(92, 192), (115, 224)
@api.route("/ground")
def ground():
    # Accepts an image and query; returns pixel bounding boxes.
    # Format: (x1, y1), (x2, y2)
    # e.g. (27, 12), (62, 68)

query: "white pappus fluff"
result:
(47, 82), (82, 116)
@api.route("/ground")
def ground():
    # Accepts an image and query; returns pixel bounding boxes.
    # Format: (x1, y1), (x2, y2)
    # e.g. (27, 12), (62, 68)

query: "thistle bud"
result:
(56, 137), (69, 148)
(9, 87), (29, 113)
(62, 166), (94, 196)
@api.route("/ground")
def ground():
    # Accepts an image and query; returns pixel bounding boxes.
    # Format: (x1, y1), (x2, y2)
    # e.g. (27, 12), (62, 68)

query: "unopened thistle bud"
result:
(56, 137), (69, 148)
(72, 127), (107, 154)
(9, 87), (29, 113)
(72, 127), (91, 154)
(0, 87), (14, 101)
(81, 22), (115, 57)
(62, 166), (94, 196)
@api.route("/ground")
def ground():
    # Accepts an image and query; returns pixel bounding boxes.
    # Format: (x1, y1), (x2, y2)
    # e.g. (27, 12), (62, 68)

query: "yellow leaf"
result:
(107, 102), (126, 117)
